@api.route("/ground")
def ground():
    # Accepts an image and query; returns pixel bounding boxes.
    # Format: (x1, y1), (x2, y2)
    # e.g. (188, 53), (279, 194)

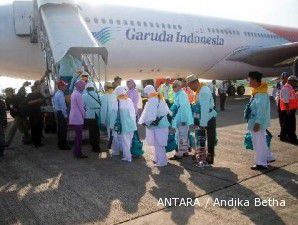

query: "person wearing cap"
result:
(186, 74), (217, 165)
(169, 80), (194, 160)
(159, 76), (174, 107)
(0, 97), (7, 157)
(69, 68), (89, 93)
(110, 86), (137, 162)
(218, 80), (228, 111)
(53, 80), (70, 150)
(112, 76), (122, 89)
(26, 81), (45, 147)
(127, 79), (140, 119)
(245, 71), (275, 170)
(276, 72), (290, 140)
(4, 86), (31, 146)
(279, 75), (298, 144)
(139, 85), (171, 167)
(100, 82), (116, 144)
(179, 78), (195, 104)
(69, 80), (87, 158)
(83, 82), (102, 152)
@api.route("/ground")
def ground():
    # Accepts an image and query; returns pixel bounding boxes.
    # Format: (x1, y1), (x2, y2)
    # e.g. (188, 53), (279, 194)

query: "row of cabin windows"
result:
(207, 27), (240, 35)
(207, 27), (282, 39)
(243, 31), (281, 39)
(85, 17), (183, 30)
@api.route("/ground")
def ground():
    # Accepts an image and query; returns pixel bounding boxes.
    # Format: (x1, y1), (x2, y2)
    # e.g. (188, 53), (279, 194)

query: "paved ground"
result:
(0, 96), (297, 225)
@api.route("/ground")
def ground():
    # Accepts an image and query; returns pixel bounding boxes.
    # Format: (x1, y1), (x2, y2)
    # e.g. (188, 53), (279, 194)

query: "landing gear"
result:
(293, 57), (298, 77)
(236, 85), (245, 96)
(226, 80), (245, 96)
(227, 85), (236, 96)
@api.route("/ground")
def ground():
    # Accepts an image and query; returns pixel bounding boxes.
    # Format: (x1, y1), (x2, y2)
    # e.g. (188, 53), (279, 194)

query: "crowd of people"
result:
(0, 69), (297, 170)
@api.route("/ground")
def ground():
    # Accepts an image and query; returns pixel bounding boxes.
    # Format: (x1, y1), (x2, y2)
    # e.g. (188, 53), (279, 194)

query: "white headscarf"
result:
(138, 85), (170, 125)
(112, 86), (136, 118)
(114, 86), (127, 96)
(144, 85), (156, 96)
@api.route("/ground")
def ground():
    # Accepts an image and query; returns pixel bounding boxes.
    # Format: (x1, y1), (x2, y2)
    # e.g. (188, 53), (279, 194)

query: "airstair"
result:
(31, 0), (108, 94)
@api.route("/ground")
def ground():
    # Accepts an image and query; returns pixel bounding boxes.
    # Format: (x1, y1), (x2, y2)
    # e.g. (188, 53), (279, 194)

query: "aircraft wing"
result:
(226, 42), (298, 68)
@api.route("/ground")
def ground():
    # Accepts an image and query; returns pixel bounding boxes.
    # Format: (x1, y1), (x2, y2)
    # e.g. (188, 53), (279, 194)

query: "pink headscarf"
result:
(75, 80), (86, 93)
(127, 79), (136, 89)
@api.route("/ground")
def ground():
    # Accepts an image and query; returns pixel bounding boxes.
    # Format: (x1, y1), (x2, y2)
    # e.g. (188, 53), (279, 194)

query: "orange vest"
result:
(280, 83), (298, 111)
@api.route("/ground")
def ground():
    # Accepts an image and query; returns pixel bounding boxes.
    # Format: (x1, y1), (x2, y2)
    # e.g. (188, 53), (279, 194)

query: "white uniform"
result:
(139, 85), (171, 167)
(110, 87), (137, 162)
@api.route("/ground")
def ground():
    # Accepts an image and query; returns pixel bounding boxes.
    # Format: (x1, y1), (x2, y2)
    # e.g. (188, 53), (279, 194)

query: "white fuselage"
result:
(0, 1), (295, 80)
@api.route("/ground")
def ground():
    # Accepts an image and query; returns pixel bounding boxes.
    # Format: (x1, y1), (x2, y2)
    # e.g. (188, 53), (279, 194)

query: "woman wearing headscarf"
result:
(82, 82), (101, 152)
(138, 85), (170, 167)
(170, 80), (194, 160)
(100, 82), (116, 140)
(127, 79), (139, 119)
(110, 86), (137, 162)
(245, 71), (275, 170)
(69, 80), (87, 158)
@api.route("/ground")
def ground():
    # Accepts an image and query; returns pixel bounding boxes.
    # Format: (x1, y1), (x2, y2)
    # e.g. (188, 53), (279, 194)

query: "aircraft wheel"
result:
(237, 85), (245, 96)
(227, 85), (236, 96)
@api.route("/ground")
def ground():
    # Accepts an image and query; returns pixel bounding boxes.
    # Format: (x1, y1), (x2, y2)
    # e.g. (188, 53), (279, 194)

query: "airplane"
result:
(0, 0), (297, 95)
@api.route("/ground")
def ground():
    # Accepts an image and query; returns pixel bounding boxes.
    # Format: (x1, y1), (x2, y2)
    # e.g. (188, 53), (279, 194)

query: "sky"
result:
(0, 0), (297, 91)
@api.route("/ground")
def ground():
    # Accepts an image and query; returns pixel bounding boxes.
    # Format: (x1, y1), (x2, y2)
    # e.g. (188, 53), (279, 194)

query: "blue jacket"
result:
(100, 93), (116, 129)
(82, 90), (101, 119)
(246, 93), (270, 131)
(110, 99), (137, 134)
(171, 90), (194, 128)
(194, 86), (217, 127)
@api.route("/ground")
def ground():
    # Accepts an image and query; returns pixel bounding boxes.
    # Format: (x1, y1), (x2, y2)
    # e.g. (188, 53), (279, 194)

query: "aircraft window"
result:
(116, 20), (121, 25)
(123, 20), (128, 25)
(212, 28), (215, 33)
(236, 30), (239, 35)
(207, 28), (211, 32)
(224, 30), (229, 34)
(216, 29), (220, 33)
(85, 17), (90, 23)
(155, 23), (160, 28)
(173, 25), (177, 29)
(130, 21), (134, 26)
(137, 21), (142, 26)
(143, 22), (148, 27)
(162, 23), (166, 29)
(101, 18), (106, 24)
(167, 24), (171, 29)
(149, 22), (154, 27)
(178, 25), (182, 30)
(109, 19), (113, 24)
(220, 29), (224, 34)
(254, 33), (257, 37)
(232, 30), (236, 35)
(228, 30), (232, 35)
(94, 18), (98, 23)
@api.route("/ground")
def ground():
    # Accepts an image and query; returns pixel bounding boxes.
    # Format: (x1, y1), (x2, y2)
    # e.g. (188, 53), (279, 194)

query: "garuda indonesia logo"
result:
(92, 27), (120, 45)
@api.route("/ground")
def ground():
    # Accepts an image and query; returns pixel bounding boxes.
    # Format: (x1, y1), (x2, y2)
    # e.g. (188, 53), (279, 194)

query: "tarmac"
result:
(0, 96), (297, 225)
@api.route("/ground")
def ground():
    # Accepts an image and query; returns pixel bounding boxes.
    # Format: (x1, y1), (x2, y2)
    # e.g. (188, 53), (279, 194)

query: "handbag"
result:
(244, 130), (273, 150)
(113, 99), (122, 134)
(165, 132), (178, 152)
(130, 131), (144, 156)
(244, 97), (254, 122)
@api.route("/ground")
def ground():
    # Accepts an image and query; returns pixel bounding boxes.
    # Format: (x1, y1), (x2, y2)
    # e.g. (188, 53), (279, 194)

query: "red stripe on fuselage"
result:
(258, 24), (298, 42)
